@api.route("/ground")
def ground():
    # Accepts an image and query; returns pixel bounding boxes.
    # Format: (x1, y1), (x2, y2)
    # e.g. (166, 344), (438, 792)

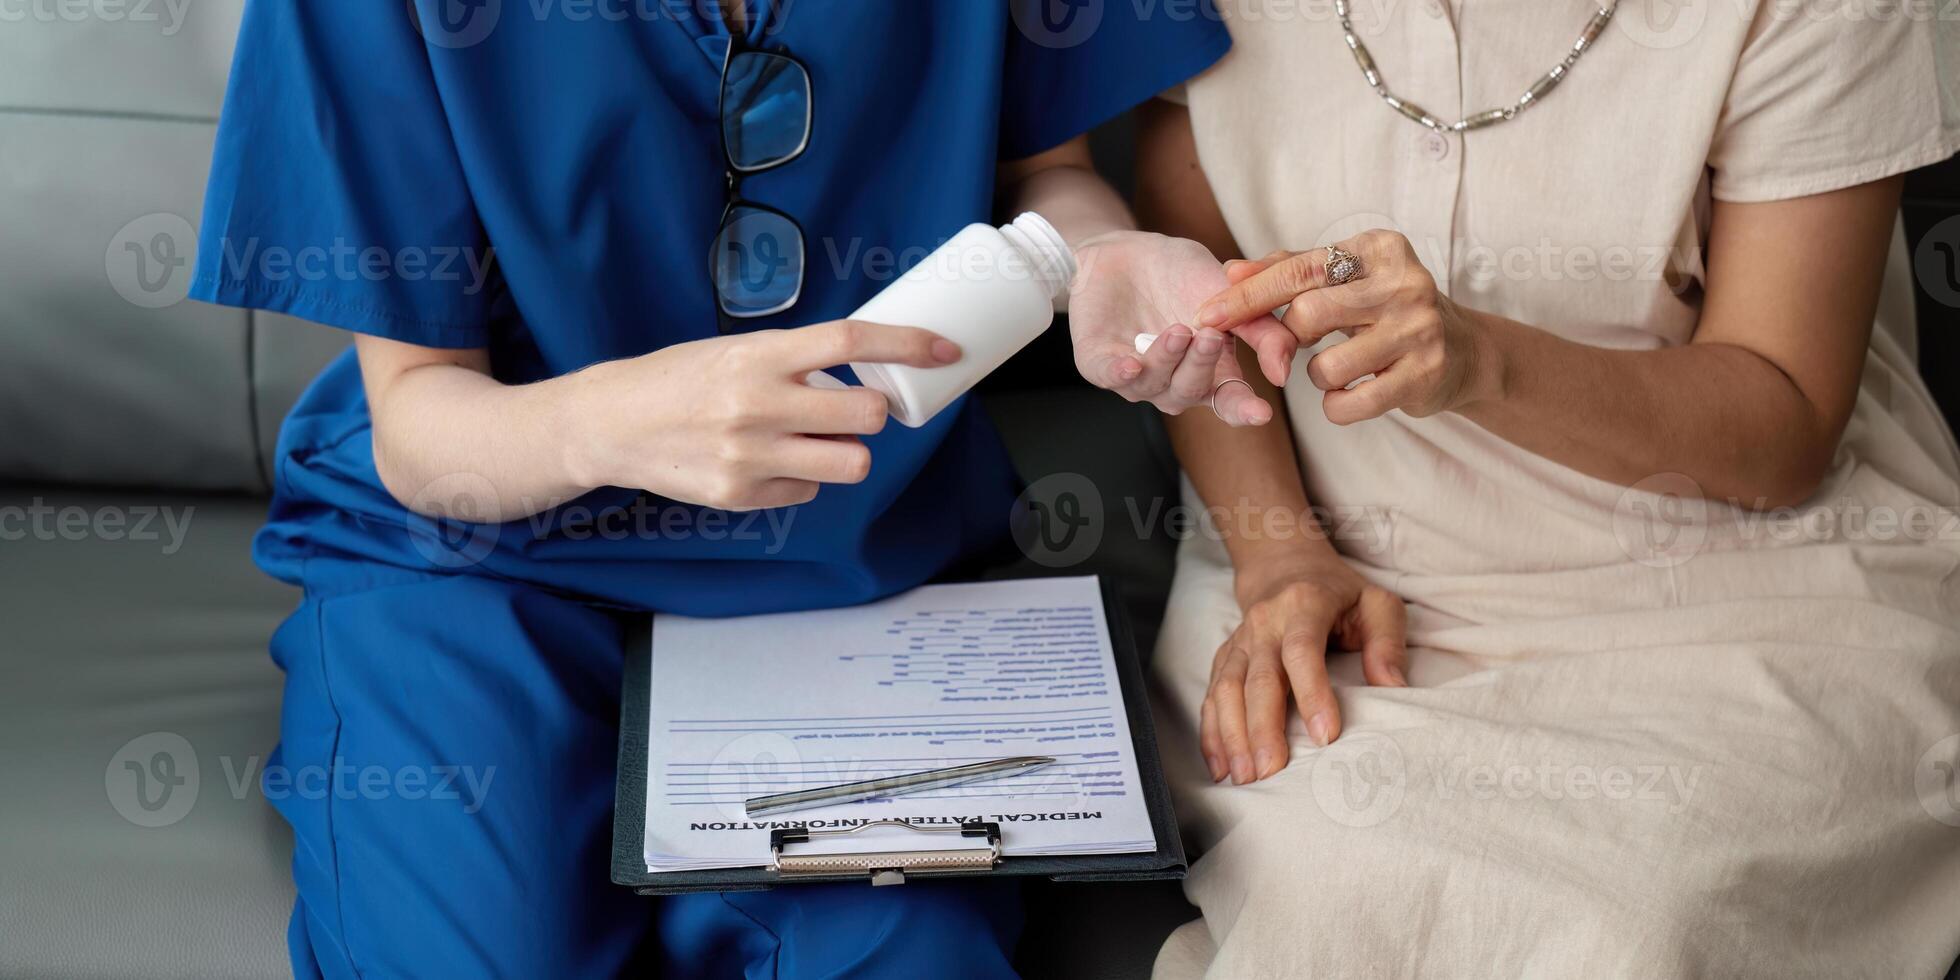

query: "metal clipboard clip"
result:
(768, 820), (1003, 887)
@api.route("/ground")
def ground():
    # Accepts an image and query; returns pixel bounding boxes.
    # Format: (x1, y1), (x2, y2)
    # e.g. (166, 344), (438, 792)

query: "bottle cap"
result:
(999, 212), (1077, 305)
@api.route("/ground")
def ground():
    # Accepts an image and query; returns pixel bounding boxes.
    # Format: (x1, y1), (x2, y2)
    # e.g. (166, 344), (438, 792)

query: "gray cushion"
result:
(0, 487), (293, 978)
(0, 1), (348, 492)
(0, 0), (238, 119)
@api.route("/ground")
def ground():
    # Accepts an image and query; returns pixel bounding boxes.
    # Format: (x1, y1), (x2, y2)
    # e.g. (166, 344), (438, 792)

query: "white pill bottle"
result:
(842, 212), (1076, 428)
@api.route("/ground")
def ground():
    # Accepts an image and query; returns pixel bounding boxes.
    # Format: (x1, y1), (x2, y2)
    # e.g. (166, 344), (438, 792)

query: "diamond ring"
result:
(1325, 246), (1362, 286)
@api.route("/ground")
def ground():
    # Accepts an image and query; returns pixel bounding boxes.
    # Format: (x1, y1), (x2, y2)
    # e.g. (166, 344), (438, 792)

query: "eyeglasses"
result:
(709, 38), (812, 332)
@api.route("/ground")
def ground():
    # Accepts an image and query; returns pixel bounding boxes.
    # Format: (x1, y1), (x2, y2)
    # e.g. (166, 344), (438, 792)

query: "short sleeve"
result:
(190, 3), (494, 348)
(998, 0), (1232, 159)
(1708, 11), (1960, 203)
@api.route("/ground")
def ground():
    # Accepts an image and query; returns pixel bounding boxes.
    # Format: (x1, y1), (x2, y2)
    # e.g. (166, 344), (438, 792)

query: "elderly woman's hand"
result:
(1201, 550), (1407, 785)
(1196, 230), (1503, 425)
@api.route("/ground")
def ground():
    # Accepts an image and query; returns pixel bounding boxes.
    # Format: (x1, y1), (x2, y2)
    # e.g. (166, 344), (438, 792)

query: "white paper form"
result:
(642, 576), (1156, 873)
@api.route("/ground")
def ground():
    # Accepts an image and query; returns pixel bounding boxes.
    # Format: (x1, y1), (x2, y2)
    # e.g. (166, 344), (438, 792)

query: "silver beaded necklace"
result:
(1336, 0), (1620, 133)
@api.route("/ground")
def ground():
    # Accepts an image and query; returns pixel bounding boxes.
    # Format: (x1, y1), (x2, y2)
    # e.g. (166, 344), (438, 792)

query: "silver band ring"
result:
(1325, 246), (1362, 286)
(1210, 378), (1254, 420)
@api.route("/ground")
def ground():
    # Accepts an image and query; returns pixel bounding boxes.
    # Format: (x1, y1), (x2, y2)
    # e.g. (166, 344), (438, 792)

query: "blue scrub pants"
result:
(267, 559), (1022, 978)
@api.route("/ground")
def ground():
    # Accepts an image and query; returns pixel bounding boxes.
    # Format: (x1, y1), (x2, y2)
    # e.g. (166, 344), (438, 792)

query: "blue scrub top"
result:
(192, 0), (1230, 618)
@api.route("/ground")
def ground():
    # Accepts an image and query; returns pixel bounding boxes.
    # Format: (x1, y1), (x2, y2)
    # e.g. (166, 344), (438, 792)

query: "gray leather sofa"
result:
(0, 4), (1193, 976)
(2, 5), (329, 976)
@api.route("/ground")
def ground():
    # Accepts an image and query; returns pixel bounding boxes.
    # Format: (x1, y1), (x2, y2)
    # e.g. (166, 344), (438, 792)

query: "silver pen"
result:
(743, 756), (1056, 818)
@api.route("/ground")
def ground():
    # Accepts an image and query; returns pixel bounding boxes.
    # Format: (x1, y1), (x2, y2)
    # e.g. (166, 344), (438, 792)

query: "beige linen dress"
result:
(1152, 3), (1960, 976)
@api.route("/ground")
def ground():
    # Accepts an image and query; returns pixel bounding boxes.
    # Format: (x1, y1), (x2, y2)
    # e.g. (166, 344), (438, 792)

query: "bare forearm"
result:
(1459, 315), (1840, 508)
(1166, 354), (1333, 576)
(1457, 182), (1897, 509)
(998, 137), (1134, 254)
(359, 338), (591, 522)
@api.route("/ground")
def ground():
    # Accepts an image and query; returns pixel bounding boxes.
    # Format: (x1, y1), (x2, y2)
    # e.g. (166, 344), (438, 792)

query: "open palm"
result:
(1068, 231), (1295, 425)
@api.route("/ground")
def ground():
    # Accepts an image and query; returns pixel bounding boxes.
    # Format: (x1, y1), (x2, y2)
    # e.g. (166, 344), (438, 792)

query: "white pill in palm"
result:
(1134, 333), (1159, 356)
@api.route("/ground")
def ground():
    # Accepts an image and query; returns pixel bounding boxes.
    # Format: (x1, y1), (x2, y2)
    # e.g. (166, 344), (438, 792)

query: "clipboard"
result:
(610, 577), (1186, 895)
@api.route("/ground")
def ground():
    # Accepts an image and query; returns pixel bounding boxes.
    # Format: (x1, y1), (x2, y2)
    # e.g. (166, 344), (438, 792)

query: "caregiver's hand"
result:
(1197, 230), (1501, 425)
(1069, 231), (1295, 426)
(1202, 550), (1406, 785)
(565, 320), (959, 512)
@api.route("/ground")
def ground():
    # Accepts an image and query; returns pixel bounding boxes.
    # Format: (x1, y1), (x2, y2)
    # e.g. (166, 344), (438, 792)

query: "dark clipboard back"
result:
(611, 577), (1186, 895)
